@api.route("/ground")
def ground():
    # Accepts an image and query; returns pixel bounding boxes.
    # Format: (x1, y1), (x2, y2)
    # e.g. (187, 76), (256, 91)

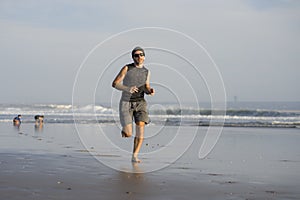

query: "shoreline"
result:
(4, 120), (299, 129)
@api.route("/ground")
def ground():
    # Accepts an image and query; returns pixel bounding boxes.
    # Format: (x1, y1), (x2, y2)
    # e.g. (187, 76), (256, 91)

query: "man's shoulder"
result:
(143, 66), (149, 71)
(125, 63), (135, 67)
(124, 63), (149, 72)
(123, 63), (134, 71)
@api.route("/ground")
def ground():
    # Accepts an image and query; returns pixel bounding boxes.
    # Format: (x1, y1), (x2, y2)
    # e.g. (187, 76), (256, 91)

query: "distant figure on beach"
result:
(112, 47), (155, 163)
(34, 115), (44, 125)
(13, 115), (22, 125)
(34, 115), (44, 131)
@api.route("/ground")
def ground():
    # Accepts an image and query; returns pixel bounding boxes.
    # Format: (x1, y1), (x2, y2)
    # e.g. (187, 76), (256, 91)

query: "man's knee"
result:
(122, 130), (132, 137)
(136, 121), (145, 126)
(125, 131), (133, 137)
(122, 126), (133, 137)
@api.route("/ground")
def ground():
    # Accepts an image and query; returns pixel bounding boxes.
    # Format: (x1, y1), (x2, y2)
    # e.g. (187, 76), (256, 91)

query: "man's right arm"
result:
(112, 66), (139, 94)
(112, 66), (129, 92)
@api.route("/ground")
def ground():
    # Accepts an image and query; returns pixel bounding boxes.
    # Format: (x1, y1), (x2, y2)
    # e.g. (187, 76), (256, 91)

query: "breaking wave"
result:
(0, 103), (299, 128)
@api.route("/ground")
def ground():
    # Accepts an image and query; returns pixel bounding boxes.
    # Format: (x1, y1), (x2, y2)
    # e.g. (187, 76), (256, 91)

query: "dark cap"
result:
(131, 46), (145, 57)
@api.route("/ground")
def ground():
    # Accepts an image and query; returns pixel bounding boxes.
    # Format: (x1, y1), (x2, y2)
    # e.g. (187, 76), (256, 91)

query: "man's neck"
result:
(134, 63), (144, 68)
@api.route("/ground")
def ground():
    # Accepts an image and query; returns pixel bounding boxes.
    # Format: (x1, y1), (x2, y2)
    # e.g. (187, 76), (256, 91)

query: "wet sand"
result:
(1, 122), (299, 200)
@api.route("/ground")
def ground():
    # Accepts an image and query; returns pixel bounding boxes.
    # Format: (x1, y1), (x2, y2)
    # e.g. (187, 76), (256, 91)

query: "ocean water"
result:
(0, 102), (299, 128)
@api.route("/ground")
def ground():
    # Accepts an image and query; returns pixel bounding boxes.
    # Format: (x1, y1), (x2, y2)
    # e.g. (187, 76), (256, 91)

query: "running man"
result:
(112, 47), (155, 163)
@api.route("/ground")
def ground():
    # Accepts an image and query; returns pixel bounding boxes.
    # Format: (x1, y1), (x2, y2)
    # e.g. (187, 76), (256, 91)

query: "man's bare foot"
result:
(131, 156), (141, 163)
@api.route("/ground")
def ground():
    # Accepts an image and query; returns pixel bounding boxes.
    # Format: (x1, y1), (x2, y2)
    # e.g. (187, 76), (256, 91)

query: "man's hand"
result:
(129, 86), (139, 93)
(149, 88), (155, 96)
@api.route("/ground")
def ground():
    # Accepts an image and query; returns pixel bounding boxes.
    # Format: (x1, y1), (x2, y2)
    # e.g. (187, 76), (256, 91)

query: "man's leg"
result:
(122, 124), (133, 137)
(132, 121), (145, 163)
(120, 101), (133, 137)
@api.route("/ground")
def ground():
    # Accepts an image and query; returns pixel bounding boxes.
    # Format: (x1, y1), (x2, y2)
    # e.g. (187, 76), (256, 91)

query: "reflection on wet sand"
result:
(13, 123), (21, 131)
(34, 123), (43, 132)
(117, 163), (147, 197)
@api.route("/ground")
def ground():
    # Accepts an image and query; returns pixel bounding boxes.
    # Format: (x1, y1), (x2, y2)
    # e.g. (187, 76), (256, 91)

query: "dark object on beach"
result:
(13, 114), (22, 125)
(34, 115), (44, 123)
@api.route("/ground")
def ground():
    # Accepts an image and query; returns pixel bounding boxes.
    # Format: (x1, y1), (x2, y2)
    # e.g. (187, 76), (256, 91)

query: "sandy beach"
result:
(1, 122), (299, 200)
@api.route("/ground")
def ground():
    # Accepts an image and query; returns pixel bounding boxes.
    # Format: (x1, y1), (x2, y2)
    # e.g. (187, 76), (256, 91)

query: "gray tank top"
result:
(121, 63), (149, 102)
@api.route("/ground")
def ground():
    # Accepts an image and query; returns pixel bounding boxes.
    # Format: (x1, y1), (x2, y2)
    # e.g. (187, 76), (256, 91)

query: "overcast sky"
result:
(0, 0), (299, 104)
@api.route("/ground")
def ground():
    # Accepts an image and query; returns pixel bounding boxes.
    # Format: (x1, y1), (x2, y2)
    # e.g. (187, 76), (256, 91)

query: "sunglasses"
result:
(133, 53), (145, 58)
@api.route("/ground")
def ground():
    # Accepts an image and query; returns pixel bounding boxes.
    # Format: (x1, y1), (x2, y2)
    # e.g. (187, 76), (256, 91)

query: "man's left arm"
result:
(145, 71), (155, 96)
